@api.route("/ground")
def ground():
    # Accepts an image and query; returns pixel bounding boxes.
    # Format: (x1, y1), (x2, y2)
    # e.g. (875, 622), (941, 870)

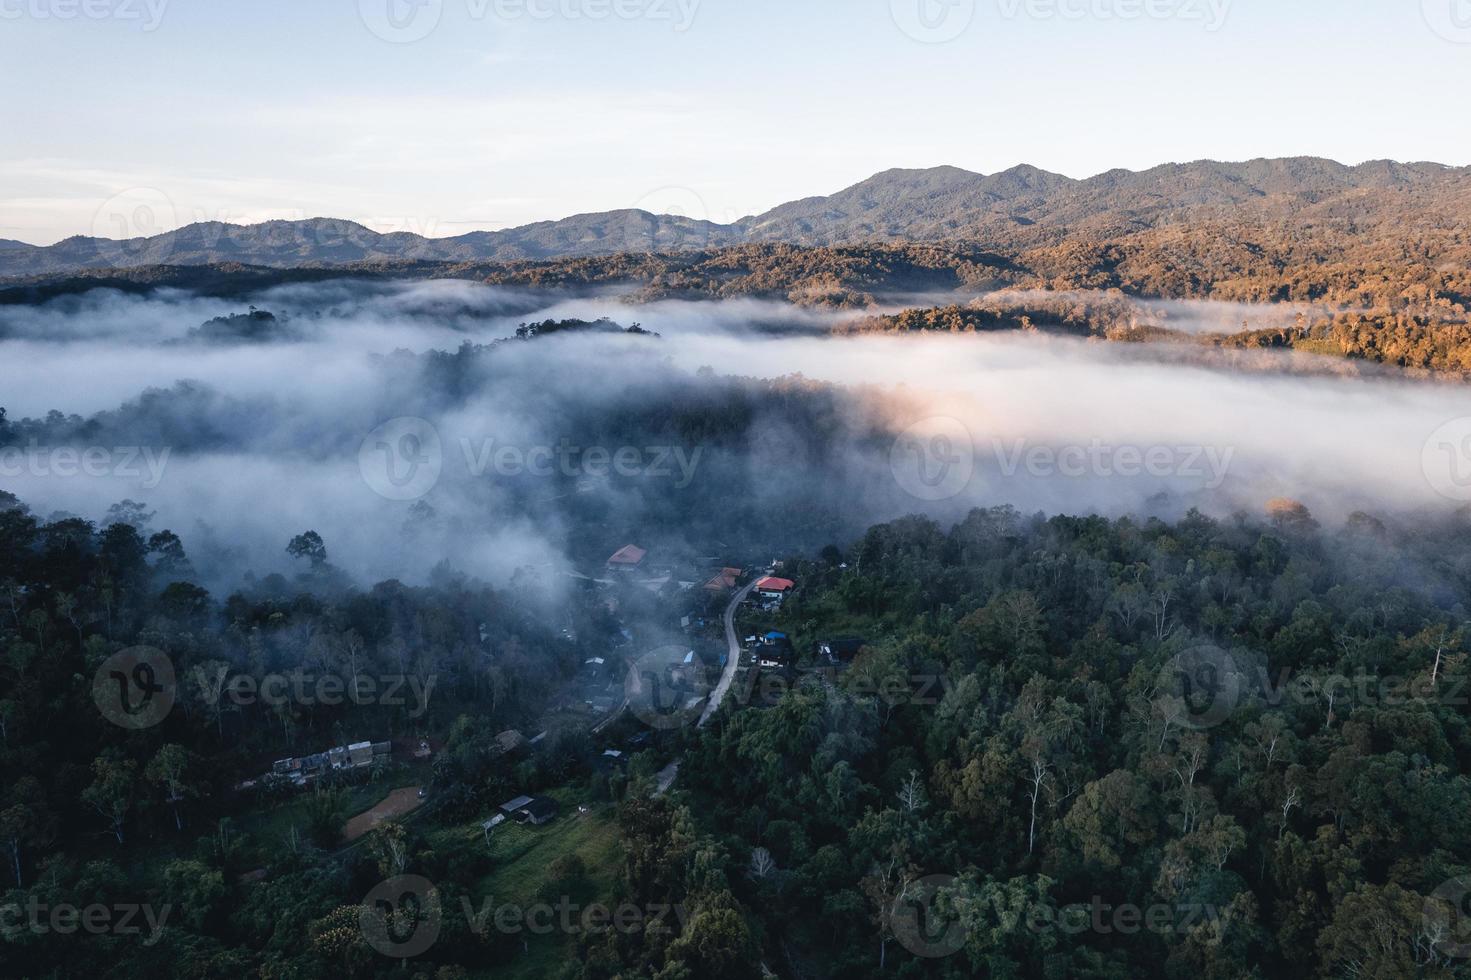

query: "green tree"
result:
(82, 751), (137, 844)
(146, 743), (201, 832)
(164, 858), (227, 930)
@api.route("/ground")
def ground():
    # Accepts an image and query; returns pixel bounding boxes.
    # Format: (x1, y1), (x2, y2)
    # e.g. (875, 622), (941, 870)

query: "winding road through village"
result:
(699, 577), (759, 728)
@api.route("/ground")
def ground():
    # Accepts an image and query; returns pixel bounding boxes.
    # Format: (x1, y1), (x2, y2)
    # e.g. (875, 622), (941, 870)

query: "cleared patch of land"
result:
(342, 786), (424, 841)
(425, 789), (621, 980)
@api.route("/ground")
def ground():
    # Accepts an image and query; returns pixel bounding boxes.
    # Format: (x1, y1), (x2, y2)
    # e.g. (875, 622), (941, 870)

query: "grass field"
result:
(432, 786), (624, 980)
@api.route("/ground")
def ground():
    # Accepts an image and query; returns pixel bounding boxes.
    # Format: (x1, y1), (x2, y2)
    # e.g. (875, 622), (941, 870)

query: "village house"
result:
(264, 740), (391, 789)
(754, 576), (795, 605)
(756, 631), (795, 669)
(492, 730), (528, 758)
(703, 567), (742, 593)
(606, 544), (647, 574)
(498, 795), (561, 826)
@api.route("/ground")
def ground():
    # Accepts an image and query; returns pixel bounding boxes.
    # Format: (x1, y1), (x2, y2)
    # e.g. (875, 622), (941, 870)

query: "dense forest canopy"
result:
(5, 490), (1471, 976)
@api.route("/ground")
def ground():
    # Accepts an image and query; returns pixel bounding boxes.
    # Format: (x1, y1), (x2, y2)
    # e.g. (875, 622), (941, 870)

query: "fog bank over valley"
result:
(1, 278), (1465, 592)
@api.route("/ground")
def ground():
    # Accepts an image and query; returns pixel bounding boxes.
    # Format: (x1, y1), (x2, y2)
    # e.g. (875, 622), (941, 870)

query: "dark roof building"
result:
(499, 795), (560, 826)
(499, 795), (535, 814)
(492, 730), (528, 757)
(821, 637), (866, 662)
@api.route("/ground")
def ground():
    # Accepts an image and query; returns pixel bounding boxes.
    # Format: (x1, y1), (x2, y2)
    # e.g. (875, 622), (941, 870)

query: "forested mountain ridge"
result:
(6, 157), (1471, 277)
(8, 232), (1471, 375)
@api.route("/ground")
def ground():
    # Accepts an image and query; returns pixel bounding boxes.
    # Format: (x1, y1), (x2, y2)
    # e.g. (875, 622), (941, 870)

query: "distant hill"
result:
(5, 158), (1471, 277)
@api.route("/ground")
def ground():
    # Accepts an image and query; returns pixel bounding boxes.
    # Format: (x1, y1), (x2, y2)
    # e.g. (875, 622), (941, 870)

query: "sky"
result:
(2, 0), (1470, 245)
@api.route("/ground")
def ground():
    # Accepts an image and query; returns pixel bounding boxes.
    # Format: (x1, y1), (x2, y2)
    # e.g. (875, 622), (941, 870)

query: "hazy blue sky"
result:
(2, 0), (1469, 243)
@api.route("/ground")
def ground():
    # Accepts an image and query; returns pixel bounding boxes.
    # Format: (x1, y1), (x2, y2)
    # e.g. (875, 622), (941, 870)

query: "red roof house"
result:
(607, 545), (647, 572)
(703, 567), (742, 592)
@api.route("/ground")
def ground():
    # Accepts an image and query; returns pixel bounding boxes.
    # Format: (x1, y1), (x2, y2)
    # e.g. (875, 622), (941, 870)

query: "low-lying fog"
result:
(1, 279), (1466, 592)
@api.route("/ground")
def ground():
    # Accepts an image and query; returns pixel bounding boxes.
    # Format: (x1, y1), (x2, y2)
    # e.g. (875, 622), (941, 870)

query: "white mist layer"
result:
(2, 280), (1467, 590)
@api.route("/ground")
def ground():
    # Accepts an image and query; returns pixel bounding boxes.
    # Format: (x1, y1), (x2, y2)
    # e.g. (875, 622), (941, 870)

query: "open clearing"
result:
(342, 786), (424, 841)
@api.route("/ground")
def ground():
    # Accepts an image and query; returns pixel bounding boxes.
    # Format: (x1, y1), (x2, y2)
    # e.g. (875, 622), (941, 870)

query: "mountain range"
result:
(5, 157), (1471, 278)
